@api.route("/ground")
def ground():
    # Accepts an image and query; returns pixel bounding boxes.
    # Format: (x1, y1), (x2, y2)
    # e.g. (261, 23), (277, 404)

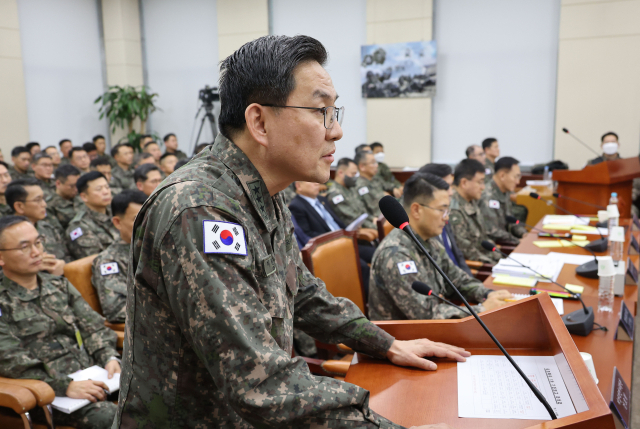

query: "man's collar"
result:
(298, 194), (319, 207)
(0, 273), (45, 300)
(491, 178), (507, 195)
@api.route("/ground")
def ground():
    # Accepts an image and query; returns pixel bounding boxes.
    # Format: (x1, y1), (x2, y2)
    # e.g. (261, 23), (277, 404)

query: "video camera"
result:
(199, 85), (220, 105)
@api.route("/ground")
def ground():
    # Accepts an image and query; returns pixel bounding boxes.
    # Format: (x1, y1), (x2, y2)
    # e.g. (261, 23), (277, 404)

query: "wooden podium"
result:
(552, 157), (640, 217)
(344, 294), (615, 428)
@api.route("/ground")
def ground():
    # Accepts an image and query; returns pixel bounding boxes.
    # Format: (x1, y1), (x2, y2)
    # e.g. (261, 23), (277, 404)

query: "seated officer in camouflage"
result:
(8, 146), (32, 181)
(93, 134), (117, 168)
(133, 163), (163, 197)
(0, 216), (120, 429)
(449, 159), (502, 265)
(370, 142), (402, 198)
(6, 178), (69, 271)
(0, 161), (13, 216)
(326, 157), (378, 231)
(114, 35), (467, 429)
(163, 133), (188, 160)
(91, 156), (122, 196)
(47, 164), (81, 230)
(31, 153), (56, 200)
(369, 173), (511, 321)
(92, 190), (146, 324)
(69, 147), (91, 175)
(482, 137), (499, 184)
(110, 143), (136, 190)
(66, 171), (119, 260)
(355, 150), (387, 219)
(480, 156), (528, 245)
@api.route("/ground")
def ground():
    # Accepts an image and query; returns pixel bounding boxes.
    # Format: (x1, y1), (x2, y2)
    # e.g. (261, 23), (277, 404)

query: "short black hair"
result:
(6, 178), (41, 212)
(174, 159), (190, 170)
(494, 156), (520, 173)
(402, 172), (449, 210)
(218, 35), (328, 139)
(194, 143), (209, 154)
(111, 143), (133, 158)
(111, 189), (147, 216)
(140, 134), (152, 139)
(454, 159), (485, 186)
(354, 150), (373, 166)
(31, 153), (52, 164)
(419, 163), (453, 178)
(0, 161), (9, 170)
(76, 171), (106, 194)
(134, 153), (154, 165)
(159, 152), (178, 163)
(163, 133), (176, 142)
(355, 144), (371, 154)
(482, 138), (497, 150)
(92, 134), (105, 143)
(54, 164), (81, 182)
(601, 132), (618, 142)
(0, 215), (30, 243)
(134, 164), (160, 183)
(370, 142), (383, 151)
(68, 147), (87, 160)
(143, 140), (159, 149)
(25, 142), (40, 152)
(90, 156), (111, 168)
(82, 142), (97, 152)
(11, 146), (30, 158)
(336, 157), (355, 169)
(58, 139), (71, 147)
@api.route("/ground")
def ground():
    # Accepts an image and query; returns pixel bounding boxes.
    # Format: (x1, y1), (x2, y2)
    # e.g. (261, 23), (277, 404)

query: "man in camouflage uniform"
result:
(93, 134), (118, 168)
(163, 133), (188, 160)
(31, 153), (57, 200)
(92, 190), (146, 323)
(370, 173), (510, 321)
(66, 172), (119, 260)
(58, 139), (73, 165)
(370, 142), (403, 197)
(0, 161), (13, 216)
(47, 164), (82, 230)
(0, 217), (120, 429)
(8, 146), (33, 180)
(482, 137), (499, 184)
(110, 143), (136, 190)
(91, 157), (122, 196)
(449, 159), (502, 264)
(480, 156), (528, 245)
(355, 151), (387, 219)
(114, 35), (466, 429)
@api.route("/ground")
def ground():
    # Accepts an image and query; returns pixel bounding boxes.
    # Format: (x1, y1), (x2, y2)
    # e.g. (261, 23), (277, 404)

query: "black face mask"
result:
(344, 175), (357, 188)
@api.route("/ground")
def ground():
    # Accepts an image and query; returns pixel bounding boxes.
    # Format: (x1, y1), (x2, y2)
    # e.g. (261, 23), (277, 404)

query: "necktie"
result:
(316, 201), (341, 231)
(441, 229), (460, 267)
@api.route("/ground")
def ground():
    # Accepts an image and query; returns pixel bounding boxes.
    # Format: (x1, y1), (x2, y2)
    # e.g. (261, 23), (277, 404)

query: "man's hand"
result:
(393, 187), (403, 198)
(410, 425), (455, 429)
(356, 228), (378, 242)
(105, 360), (121, 379)
(41, 253), (65, 276)
(386, 339), (471, 371)
(483, 290), (513, 311)
(66, 380), (108, 402)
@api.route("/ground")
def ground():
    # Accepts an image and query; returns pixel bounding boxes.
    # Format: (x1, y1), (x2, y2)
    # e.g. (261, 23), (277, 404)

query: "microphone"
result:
(481, 240), (594, 336)
(562, 128), (601, 158)
(529, 192), (607, 252)
(379, 196), (558, 420)
(411, 281), (472, 316)
(505, 216), (599, 279)
(552, 192), (606, 210)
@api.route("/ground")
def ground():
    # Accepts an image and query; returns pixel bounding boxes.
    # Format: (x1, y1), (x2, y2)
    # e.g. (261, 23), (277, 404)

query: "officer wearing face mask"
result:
(370, 142), (403, 198)
(326, 157), (378, 229)
(587, 132), (621, 165)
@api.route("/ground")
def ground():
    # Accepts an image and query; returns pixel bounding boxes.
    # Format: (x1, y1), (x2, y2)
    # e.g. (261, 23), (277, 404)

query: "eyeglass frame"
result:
(261, 104), (345, 129)
(0, 235), (46, 253)
(418, 203), (450, 219)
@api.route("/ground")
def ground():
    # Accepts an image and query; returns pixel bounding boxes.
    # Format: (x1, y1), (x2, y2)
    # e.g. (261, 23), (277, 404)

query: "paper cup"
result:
(598, 210), (609, 223)
(580, 352), (598, 384)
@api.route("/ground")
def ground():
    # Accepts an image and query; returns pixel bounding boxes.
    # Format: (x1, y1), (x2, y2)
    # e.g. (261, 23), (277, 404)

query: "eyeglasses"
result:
(24, 197), (46, 205)
(418, 203), (450, 219)
(262, 104), (345, 129)
(0, 235), (46, 254)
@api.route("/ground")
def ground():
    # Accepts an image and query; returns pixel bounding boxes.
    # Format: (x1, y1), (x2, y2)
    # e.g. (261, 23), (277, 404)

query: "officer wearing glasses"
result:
(369, 172), (511, 321)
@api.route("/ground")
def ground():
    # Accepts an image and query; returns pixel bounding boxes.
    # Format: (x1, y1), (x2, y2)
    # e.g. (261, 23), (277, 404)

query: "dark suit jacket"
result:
(442, 223), (472, 275)
(288, 195), (346, 239)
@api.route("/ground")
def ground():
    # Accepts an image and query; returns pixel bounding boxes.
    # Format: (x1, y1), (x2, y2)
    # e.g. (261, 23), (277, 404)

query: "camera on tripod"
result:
(198, 85), (220, 105)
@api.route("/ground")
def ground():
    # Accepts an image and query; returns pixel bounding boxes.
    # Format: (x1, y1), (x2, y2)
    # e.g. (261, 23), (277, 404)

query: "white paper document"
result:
(458, 355), (577, 420)
(546, 252), (594, 266)
(542, 215), (589, 226)
(512, 293), (564, 315)
(52, 366), (120, 414)
(492, 253), (563, 282)
(345, 213), (369, 232)
(569, 227), (608, 236)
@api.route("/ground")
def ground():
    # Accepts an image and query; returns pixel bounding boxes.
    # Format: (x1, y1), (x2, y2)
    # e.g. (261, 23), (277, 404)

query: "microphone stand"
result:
(411, 281), (472, 316)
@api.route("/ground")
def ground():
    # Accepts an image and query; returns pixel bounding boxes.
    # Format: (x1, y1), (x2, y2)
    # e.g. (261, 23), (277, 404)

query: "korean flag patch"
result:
(204, 220), (247, 255)
(489, 200), (500, 209)
(358, 187), (369, 196)
(332, 194), (344, 205)
(397, 261), (418, 275)
(100, 262), (119, 276)
(70, 227), (83, 241)
(485, 168), (492, 175)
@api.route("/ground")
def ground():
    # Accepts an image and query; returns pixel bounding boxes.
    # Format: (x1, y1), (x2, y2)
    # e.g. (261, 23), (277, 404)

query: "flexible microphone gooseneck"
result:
(562, 128), (601, 158)
(505, 216), (599, 279)
(481, 240), (594, 336)
(378, 196), (557, 420)
(529, 192), (608, 253)
(411, 281), (472, 316)
(552, 193), (606, 210)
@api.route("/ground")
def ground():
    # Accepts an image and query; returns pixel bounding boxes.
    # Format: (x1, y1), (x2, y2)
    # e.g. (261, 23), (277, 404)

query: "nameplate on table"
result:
(615, 301), (634, 342)
(610, 367), (630, 429)
(629, 235), (639, 255)
(633, 214), (640, 232)
(625, 258), (638, 285)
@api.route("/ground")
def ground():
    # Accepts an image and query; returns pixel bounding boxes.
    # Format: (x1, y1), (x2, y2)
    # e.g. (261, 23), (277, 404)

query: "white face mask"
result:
(602, 142), (619, 155)
(373, 152), (385, 163)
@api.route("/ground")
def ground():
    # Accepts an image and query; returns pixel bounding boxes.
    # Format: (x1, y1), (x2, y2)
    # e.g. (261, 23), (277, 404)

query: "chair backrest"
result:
(64, 254), (101, 314)
(301, 230), (367, 316)
(376, 214), (394, 241)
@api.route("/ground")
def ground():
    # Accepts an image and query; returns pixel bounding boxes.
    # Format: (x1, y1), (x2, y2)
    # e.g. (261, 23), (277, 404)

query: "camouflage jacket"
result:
(484, 158), (494, 183)
(114, 134), (402, 429)
(0, 273), (118, 396)
(111, 165), (135, 190)
(46, 193), (78, 230)
(59, 157), (70, 165)
(369, 229), (489, 321)
(355, 176), (387, 219)
(65, 208), (119, 260)
(92, 240), (129, 323)
(0, 203), (12, 217)
(36, 178), (57, 201)
(373, 162), (401, 193)
(36, 218), (72, 263)
(326, 181), (377, 229)
(479, 180), (526, 244)
(8, 165), (33, 181)
(449, 191), (502, 265)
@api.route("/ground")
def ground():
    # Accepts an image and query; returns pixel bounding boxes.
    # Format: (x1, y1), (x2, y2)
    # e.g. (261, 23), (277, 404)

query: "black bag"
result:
(531, 160), (569, 175)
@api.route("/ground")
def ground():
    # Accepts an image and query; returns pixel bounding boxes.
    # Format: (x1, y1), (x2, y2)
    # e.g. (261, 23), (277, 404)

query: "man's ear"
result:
(136, 182), (144, 192)
(79, 192), (88, 204)
(13, 202), (25, 216)
(245, 103), (269, 148)
(111, 216), (122, 232)
(409, 202), (421, 221)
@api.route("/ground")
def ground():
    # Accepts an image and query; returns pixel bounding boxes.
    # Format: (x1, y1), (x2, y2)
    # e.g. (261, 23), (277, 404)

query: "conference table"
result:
(345, 217), (638, 428)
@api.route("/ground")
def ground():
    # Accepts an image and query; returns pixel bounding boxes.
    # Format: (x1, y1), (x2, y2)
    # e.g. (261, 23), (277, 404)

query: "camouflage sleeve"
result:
(433, 241), (491, 304)
(160, 206), (404, 429)
(509, 223), (528, 239)
(479, 200), (519, 245)
(360, 192), (382, 219)
(66, 228), (102, 260)
(448, 211), (501, 265)
(91, 257), (127, 324)
(67, 281), (119, 366)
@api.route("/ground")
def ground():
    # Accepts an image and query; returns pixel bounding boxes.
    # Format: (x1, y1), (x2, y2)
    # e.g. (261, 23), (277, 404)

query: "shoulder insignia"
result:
(397, 261), (418, 275)
(489, 200), (500, 209)
(100, 262), (119, 276)
(247, 180), (267, 218)
(332, 194), (344, 205)
(203, 220), (247, 255)
(70, 227), (83, 241)
(358, 187), (369, 196)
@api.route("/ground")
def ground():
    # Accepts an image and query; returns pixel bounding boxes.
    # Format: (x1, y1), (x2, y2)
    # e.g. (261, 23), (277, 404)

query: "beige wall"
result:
(0, 0), (29, 158)
(554, 0), (640, 169)
(217, 0), (269, 61)
(366, 0), (433, 168)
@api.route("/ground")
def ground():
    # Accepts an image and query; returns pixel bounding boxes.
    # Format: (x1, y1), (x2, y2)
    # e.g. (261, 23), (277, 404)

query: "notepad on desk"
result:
(493, 275), (537, 287)
(51, 366), (120, 414)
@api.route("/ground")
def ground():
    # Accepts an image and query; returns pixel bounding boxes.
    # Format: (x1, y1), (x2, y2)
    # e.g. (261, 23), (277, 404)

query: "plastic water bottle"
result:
(607, 193), (619, 249)
(543, 165), (550, 182)
(610, 226), (624, 263)
(597, 257), (615, 313)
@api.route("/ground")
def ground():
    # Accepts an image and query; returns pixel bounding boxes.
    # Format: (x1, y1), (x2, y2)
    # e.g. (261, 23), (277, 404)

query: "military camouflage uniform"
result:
(114, 134), (403, 429)
(35, 178), (57, 201)
(326, 181), (377, 229)
(479, 180), (526, 245)
(370, 229), (489, 321)
(111, 165), (135, 190)
(66, 208), (119, 260)
(166, 149), (188, 160)
(0, 202), (11, 217)
(484, 158), (494, 184)
(59, 156), (70, 165)
(449, 191), (502, 264)
(373, 162), (401, 193)
(46, 193), (78, 230)
(8, 165), (32, 181)
(355, 176), (387, 219)
(99, 153), (118, 168)
(281, 183), (296, 206)
(36, 217), (72, 262)
(0, 273), (118, 429)
(92, 240), (129, 323)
